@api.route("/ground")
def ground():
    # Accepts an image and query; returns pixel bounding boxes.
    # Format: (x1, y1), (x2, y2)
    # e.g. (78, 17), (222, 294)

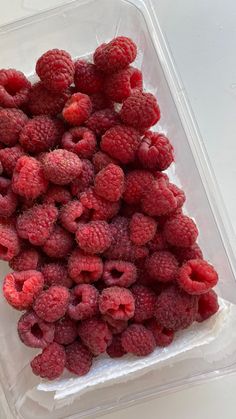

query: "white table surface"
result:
(1, 1), (236, 418)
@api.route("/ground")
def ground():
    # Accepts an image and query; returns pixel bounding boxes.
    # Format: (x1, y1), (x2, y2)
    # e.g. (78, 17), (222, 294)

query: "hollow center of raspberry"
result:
(71, 135), (83, 144)
(110, 269), (123, 279)
(189, 270), (205, 283)
(71, 295), (83, 306)
(4, 81), (19, 96)
(31, 323), (43, 339)
(0, 244), (8, 256)
(0, 187), (8, 197)
(14, 280), (23, 292)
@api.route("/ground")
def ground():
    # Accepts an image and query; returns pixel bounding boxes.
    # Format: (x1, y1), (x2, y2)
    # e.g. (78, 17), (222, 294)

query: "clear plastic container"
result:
(1, 0), (236, 418)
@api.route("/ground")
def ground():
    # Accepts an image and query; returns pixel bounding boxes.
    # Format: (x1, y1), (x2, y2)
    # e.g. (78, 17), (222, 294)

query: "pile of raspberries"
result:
(0, 36), (219, 381)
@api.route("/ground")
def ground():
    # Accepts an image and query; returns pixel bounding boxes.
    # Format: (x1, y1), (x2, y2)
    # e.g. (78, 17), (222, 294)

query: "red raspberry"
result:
(92, 151), (118, 173)
(148, 230), (168, 252)
(42, 225), (73, 258)
(120, 90), (160, 132)
(94, 163), (124, 202)
(145, 318), (174, 347)
(89, 92), (113, 112)
(0, 108), (28, 146)
(54, 317), (78, 345)
(163, 214), (198, 248)
(145, 251), (179, 283)
(60, 200), (84, 233)
(155, 285), (198, 331)
(121, 324), (155, 356)
(168, 183), (186, 210)
(41, 263), (73, 288)
(0, 177), (18, 217)
(138, 132), (174, 170)
(78, 317), (112, 355)
(74, 59), (104, 94)
(107, 334), (127, 358)
(103, 260), (137, 287)
(76, 221), (112, 254)
(3, 270), (44, 310)
(0, 69), (31, 108)
(28, 82), (71, 116)
(172, 243), (203, 265)
(70, 159), (95, 196)
(131, 284), (157, 322)
(104, 66), (143, 103)
(16, 204), (58, 246)
(123, 170), (154, 204)
(12, 156), (48, 199)
(129, 213), (157, 245)
(43, 185), (72, 207)
(19, 116), (62, 153)
(36, 49), (74, 93)
(99, 286), (135, 321)
(196, 290), (219, 322)
(0, 145), (25, 176)
(94, 36), (137, 74)
(10, 247), (41, 271)
(33, 285), (70, 322)
(103, 314), (128, 334)
(42, 149), (82, 185)
(62, 92), (92, 126)
(66, 341), (93, 376)
(31, 342), (65, 380)
(178, 259), (218, 295)
(80, 188), (119, 221)
(67, 284), (98, 321)
(101, 125), (141, 164)
(68, 249), (103, 284)
(61, 127), (96, 159)
(0, 222), (21, 261)
(86, 108), (120, 136)
(142, 181), (177, 217)
(18, 310), (55, 348)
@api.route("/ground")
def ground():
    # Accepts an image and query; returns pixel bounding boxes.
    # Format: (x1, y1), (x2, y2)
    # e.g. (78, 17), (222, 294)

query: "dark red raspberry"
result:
(66, 341), (93, 376)
(131, 284), (157, 322)
(78, 317), (112, 355)
(19, 116), (62, 153)
(9, 247), (41, 271)
(107, 334), (127, 358)
(120, 90), (160, 132)
(74, 59), (104, 94)
(103, 260), (137, 287)
(16, 204), (58, 246)
(60, 200), (84, 233)
(42, 149), (82, 185)
(0, 222), (21, 261)
(92, 151), (118, 173)
(18, 310), (55, 348)
(3, 270), (44, 310)
(196, 290), (219, 322)
(101, 125), (141, 164)
(168, 183), (186, 210)
(129, 213), (157, 245)
(33, 285), (70, 322)
(163, 214), (198, 248)
(67, 284), (99, 320)
(94, 164), (124, 202)
(121, 324), (155, 356)
(178, 259), (218, 295)
(123, 170), (154, 204)
(80, 188), (119, 221)
(54, 316), (78, 345)
(68, 249), (103, 284)
(155, 285), (198, 331)
(12, 156), (48, 199)
(148, 230), (167, 252)
(99, 286), (135, 321)
(70, 159), (95, 196)
(103, 314), (128, 334)
(138, 132), (174, 171)
(31, 342), (65, 380)
(36, 49), (74, 93)
(89, 92), (113, 112)
(0, 108), (28, 146)
(86, 108), (120, 136)
(0, 161), (2, 175)
(145, 318), (174, 347)
(172, 243), (203, 265)
(42, 225), (73, 258)
(76, 221), (112, 254)
(142, 181), (177, 217)
(0, 146), (24, 178)
(43, 185), (72, 207)
(94, 36), (137, 74)
(104, 67), (143, 103)
(62, 92), (92, 126)
(41, 263), (73, 288)
(0, 69), (31, 108)
(0, 177), (18, 217)
(28, 82), (71, 116)
(61, 127), (96, 159)
(145, 251), (179, 283)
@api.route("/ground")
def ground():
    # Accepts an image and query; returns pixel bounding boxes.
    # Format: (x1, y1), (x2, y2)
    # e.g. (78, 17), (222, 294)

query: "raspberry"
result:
(16, 204), (58, 246)
(142, 181), (177, 217)
(178, 259), (218, 295)
(104, 66), (143, 103)
(67, 284), (98, 320)
(196, 290), (219, 322)
(80, 188), (119, 221)
(0, 145), (25, 176)
(138, 132), (174, 170)
(3, 270), (44, 310)
(121, 324), (155, 356)
(92, 151), (118, 173)
(94, 36), (137, 73)
(54, 316), (78, 345)
(163, 214), (198, 248)
(76, 221), (112, 254)
(41, 263), (73, 288)
(9, 247), (41, 271)
(28, 82), (70, 116)
(148, 230), (167, 252)
(86, 108), (120, 136)
(60, 200), (84, 233)
(120, 90), (160, 132)
(70, 159), (94, 196)
(31, 342), (65, 380)
(131, 284), (157, 322)
(145, 251), (178, 282)
(18, 310), (55, 348)
(99, 286), (135, 321)
(107, 334), (127, 358)
(145, 318), (174, 347)
(62, 93), (92, 126)
(42, 225), (73, 258)
(0, 222), (21, 261)
(0, 69), (31, 108)
(172, 243), (203, 265)
(66, 341), (93, 376)
(74, 59), (104, 94)
(42, 149), (82, 185)
(103, 314), (128, 334)
(19, 116), (62, 153)
(36, 49), (74, 93)
(155, 285), (198, 331)
(101, 125), (141, 164)
(0, 177), (18, 217)
(94, 164), (124, 203)
(78, 317), (112, 355)
(120, 202), (140, 218)
(61, 127), (96, 159)
(103, 260), (137, 287)
(0, 108), (28, 146)
(123, 170), (154, 204)
(168, 183), (186, 210)
(129, 213), (157, 245)
(68, 249), (103, 284)
(12, 156), (48, 199)
(43, 185), (72, 207)
(89, 92), (113, 112)
(33, 285), (70, 322)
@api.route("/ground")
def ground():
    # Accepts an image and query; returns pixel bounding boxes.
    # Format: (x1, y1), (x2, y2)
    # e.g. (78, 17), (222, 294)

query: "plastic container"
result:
(1, 0), (236, 417)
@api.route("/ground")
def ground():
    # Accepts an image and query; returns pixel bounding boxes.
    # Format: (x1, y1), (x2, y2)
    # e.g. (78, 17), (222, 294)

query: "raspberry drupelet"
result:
(129, 212), (157, 245)
(101, 124), (141, 164)
(76, 221), (112, 254)
(145, 251), (179, 283)
(163, 214), (199, 248)
(94, 163), (124, 202)
(123, 170), (155, 205)
(131, 284), (157, 322)
(121, 324), (155, 356)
